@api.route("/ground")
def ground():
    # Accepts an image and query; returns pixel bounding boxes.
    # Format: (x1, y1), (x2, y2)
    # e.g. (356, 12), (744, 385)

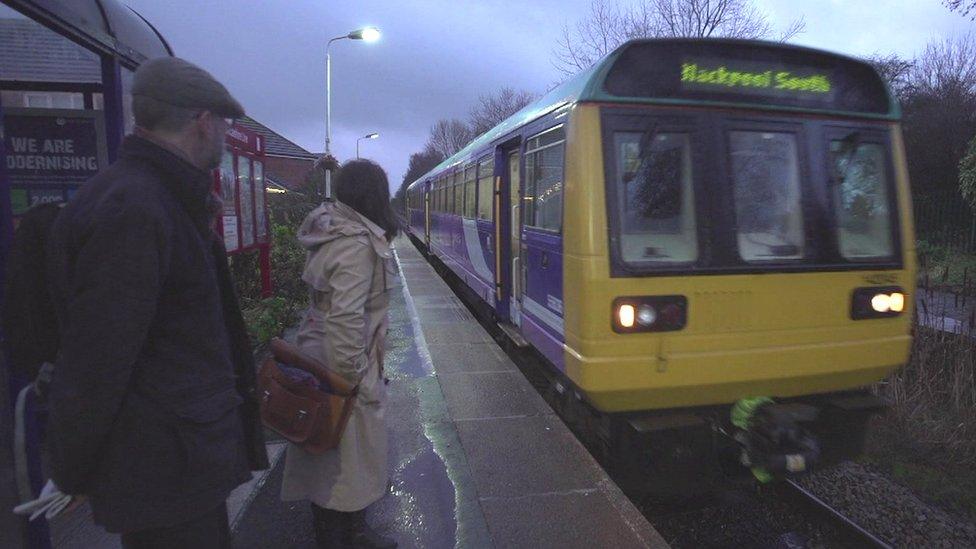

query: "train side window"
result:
(464, 164), (477, 218)
(441, 177), (448, 212)
(612, 132), (698, 263)
(438, 177), (445, 212)
(728, 131), (805, 262)
(477, 156), (494, 220)
(525, 126), (565, 232)
(453, 171), (464, 215)
(830, 141), (893, 259)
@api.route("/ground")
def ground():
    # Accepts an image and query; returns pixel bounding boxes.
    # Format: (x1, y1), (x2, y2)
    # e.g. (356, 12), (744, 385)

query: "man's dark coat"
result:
(46, 135), (268, 533)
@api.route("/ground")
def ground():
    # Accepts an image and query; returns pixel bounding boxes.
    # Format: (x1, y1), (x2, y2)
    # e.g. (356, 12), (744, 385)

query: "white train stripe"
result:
(523, 295), (565, 335)
(462, 218), (494, 283)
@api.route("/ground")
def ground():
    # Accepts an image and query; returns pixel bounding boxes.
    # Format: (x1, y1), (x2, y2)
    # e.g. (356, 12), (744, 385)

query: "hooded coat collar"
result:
(297, 200), (391, 259)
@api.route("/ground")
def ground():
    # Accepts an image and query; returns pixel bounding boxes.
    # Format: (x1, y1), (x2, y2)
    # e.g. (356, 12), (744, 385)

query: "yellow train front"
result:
(555, 40), (914, 477)
(404, 38), (915, 483)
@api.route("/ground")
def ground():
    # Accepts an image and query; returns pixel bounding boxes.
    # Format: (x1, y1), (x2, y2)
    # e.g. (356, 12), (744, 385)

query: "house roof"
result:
(236, 116), (317, 160)
(0, 18), (101, 83)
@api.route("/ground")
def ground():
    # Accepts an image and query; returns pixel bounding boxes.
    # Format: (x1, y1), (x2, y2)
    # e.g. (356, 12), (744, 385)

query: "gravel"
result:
(797, 461), (976, 548)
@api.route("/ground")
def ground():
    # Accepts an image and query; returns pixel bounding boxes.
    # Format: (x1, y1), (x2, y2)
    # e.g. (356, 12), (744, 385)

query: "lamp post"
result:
(356, 132), (379, 158)
(323, 26), (380, 199)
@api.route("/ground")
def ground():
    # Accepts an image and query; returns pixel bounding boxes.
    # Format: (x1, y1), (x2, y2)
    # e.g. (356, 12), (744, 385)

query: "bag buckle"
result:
(262, 390), (271, 403)
(297, 410), (308, 421)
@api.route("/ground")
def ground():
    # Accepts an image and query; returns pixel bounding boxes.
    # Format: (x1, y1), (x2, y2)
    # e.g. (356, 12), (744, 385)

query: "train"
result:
(403, 38), (915, 487)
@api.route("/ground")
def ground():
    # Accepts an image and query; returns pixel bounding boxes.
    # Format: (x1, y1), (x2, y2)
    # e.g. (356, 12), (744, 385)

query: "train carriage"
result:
(405, 38), (914, 476)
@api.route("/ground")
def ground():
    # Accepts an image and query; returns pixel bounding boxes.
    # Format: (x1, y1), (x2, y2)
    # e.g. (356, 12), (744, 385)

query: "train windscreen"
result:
(603, 41), (891, 115)
(604, 113), (900, 274)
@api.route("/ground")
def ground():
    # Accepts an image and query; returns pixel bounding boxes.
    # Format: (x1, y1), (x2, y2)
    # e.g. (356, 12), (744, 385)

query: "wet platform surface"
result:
(40, 235), (666, 548)
(235, 236), (666, 548)
(376, 237), (664, 548)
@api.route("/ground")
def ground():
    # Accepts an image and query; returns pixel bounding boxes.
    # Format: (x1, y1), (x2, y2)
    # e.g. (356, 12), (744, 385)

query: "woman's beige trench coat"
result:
(280, 200), (396, 512)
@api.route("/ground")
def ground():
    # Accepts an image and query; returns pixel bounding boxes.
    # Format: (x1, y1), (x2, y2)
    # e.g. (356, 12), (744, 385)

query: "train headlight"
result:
(613, 296), (687, 333)
(637, 304), (657, 326)
(618, 304), (636, 328)
(871, 293), (891, 313)
(889, 292), (905, 313)
(851, 287), (906, 320)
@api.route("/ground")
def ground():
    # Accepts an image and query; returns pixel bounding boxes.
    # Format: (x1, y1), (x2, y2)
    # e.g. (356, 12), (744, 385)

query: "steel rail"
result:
(780, 479), (893, 549)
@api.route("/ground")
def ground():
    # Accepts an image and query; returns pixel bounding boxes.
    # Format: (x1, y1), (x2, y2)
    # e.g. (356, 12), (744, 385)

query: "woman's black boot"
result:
(310, 504), (346, 548)
(343, 509), (397, 548)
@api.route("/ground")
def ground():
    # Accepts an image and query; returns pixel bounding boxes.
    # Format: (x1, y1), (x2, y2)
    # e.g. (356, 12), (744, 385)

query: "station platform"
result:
(37, 235), (667, 548)
(235, 235), (667, 548)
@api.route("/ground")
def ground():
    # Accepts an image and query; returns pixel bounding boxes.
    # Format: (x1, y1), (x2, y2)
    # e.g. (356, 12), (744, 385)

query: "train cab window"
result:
(612, 132), (698, 263)
(728, 131), (805, 262)
(477, 157), (494, 220)
(464, 164), (477, 218)
(830, 140), (894, 260)
(525, 126), (565, 231)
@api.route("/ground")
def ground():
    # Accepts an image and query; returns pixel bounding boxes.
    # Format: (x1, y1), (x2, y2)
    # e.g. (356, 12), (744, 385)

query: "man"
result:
(46, 57), (268, 547)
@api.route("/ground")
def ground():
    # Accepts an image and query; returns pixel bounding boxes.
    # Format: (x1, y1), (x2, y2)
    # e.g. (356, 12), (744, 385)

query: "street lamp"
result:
(357, 132), (379, 158)
(323, 26), (381, 199)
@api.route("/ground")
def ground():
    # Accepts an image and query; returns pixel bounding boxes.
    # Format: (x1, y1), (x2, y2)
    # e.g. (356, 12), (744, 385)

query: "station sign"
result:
(215, 123), (268, 255)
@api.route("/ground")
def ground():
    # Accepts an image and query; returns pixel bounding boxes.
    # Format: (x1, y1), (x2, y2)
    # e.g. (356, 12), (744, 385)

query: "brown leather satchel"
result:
(257, 338), (358, 454)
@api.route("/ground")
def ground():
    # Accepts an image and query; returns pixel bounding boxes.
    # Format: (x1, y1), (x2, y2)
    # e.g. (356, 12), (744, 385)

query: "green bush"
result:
(241, 295), (302, 346)
(960, 135), (976, 211)
(233, 190), (318, 348)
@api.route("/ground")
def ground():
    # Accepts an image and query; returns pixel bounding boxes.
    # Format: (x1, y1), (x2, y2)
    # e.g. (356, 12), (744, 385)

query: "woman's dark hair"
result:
(334, 159), (400, 241)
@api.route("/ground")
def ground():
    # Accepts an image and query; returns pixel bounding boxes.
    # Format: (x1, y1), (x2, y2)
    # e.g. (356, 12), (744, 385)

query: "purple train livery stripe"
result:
(406, 203), (566, 372)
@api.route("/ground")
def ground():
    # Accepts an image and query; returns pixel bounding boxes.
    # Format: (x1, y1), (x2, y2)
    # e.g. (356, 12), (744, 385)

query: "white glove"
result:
(12, 479), (76, 521)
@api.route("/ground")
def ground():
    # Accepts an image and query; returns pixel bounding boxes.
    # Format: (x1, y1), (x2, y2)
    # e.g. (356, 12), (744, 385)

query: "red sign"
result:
(225, 125), (263, 155)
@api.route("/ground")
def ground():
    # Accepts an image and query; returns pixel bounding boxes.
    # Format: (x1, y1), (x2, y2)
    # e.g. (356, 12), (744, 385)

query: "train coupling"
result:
(730, 397), (822, 483)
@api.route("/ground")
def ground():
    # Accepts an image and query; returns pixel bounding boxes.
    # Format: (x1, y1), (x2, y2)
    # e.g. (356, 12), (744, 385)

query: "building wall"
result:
(264, 155), (314, 190)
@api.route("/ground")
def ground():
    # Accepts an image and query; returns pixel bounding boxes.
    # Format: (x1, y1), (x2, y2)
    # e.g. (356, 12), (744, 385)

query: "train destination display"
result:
(679, 58), (833, 97)
(603, 40), (891, 115)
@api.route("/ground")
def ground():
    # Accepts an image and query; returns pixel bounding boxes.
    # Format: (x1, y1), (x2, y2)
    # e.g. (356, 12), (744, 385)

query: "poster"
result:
(220, 151), (236, 216)
(238, 156), (254, 247)
(222, 215), (239, 252)
(10, 188), (29, 215)
(3, 108), (107, 188)
(254, 160), (267, 239)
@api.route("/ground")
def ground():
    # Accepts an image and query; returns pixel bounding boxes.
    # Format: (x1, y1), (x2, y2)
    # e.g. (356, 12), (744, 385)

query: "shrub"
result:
(875, 289), (976, 467)
(233, 190), (317, 348)
(961, 135), (976, 211)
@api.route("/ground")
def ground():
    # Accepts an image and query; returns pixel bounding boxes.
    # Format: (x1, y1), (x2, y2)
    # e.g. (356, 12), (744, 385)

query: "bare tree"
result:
(426, 119), (473, 158)
(469, 87), (540, 137)
(901, 34), (976, 198)
(393, 144), (444, 212)
(945, 0), (976, 19)
(908, 34), (976, 97)
(867, 53), (914, 99)
(553, 0), (805, 75)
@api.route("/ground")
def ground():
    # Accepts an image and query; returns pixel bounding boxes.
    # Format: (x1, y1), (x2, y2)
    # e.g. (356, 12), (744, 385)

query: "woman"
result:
(281, 160), (399, 548)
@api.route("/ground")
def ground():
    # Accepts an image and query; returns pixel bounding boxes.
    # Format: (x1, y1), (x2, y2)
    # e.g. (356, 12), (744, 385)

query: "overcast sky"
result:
(124, 0), (973, 192)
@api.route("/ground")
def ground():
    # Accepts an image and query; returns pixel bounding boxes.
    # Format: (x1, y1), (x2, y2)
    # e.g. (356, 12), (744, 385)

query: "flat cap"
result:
(133, 57), (244, 118)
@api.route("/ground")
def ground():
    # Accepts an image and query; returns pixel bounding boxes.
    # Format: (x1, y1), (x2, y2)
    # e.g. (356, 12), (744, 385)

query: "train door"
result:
(508, 150), (523, 326)
(424, 183), (431, 247)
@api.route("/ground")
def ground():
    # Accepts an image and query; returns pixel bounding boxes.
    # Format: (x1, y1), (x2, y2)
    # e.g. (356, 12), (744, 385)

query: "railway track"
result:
(777, 479), (892, 549)
(409, 235), (896, 549)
